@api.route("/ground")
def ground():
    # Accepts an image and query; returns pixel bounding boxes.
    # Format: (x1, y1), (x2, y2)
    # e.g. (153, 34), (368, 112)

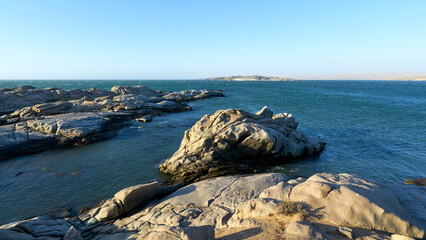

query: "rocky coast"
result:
(0, 107), (425, 240)
(0, 85), (224, 160)
(1, 173), (424, 239)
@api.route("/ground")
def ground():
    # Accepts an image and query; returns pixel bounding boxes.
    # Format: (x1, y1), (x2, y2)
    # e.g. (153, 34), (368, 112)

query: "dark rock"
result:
(405, 178), (426, 186)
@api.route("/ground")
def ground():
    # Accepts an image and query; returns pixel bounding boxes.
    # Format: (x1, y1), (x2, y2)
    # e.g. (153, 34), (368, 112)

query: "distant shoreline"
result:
(205, 75), (298, 81)
(0, 78), (425, 81)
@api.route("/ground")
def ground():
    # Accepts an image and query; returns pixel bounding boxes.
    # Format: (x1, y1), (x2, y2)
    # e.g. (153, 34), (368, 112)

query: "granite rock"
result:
(159, 107), (325, 181)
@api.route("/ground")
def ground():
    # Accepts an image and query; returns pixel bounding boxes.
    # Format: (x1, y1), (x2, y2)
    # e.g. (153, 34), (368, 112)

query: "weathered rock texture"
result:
(0, 85), (224, 160)
(2, 173), (424, 239)
(159, 107), (325, 181)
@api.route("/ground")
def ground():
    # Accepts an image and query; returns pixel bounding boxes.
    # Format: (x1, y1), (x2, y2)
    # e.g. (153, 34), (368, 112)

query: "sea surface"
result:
(0, 80), (425, 225)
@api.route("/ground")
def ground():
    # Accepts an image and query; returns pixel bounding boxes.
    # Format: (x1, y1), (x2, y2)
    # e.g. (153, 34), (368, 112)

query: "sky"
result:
(0, 0), (425, 79)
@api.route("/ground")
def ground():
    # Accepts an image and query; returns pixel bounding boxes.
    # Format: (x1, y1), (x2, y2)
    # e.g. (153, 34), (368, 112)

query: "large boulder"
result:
(159, 107), (325, 181)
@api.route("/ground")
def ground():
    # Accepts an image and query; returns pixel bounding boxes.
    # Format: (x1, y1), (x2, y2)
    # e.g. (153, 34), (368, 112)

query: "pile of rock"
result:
(0, 85), (224, 160)
(159, 107), (326, 181)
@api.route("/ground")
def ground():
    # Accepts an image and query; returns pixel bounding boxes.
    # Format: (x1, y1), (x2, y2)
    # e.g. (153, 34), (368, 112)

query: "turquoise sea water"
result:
(0, 80), (425, 224)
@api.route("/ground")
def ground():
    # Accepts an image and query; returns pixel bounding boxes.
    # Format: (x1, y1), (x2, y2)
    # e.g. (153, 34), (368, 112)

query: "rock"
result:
(90, 181), (160, 222)
(159, 107), (325, 181)
(391, 234), (415, 240)
(27, 113), (109, 138)
(2, 173), (425, 239)
(63, 226), (83, 240)
(236, 198), (280, 219)
(0, 85), (112, 114)
(113, 181), (160, 213)
(339, 226), (353, 239)
(285, 173), (425, 238)
(405, 178), (426, 186)
(1, 85), (224, 161)
(0, 123), (58, 160)
(110, 85), (161, 96)
(0, 229), (35, 240)
(162, 89), (224, 102)
(283, 221), (328, 240)
(133, 225), (214, 240)
(255, 106), (273, 118)
(94, 199), (120, 221)
(181, 225), (215, 240)
(0, 216), (73, 239)
(136, 116), (153, 122)
(31, 101), (73, 115)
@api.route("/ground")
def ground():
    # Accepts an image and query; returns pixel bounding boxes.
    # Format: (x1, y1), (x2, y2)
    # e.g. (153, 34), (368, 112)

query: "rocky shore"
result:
(0, 85), (224, 160)
(1, 172), (424, 239)
(0, 107), (424, 240)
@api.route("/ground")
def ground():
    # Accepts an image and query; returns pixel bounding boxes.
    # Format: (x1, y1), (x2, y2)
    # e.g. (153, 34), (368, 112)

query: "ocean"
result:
(0, 80), (425, 225)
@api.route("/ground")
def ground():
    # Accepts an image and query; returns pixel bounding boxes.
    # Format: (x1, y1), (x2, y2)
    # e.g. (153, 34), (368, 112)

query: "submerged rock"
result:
(159, 107), (325, 181)
(405, 178), (426, 186)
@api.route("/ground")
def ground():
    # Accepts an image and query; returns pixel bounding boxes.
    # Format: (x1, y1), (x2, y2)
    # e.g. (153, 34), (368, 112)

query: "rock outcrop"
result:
(0, 85), (224, 160)
(159, 107), (325, 181)
(0, 85), (114, 115)
(2, 173), (424, 239)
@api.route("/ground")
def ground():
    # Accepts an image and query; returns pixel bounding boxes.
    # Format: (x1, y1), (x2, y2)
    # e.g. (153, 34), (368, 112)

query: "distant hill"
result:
(206, 75), (298, 81)
(391, 75), (426, 81)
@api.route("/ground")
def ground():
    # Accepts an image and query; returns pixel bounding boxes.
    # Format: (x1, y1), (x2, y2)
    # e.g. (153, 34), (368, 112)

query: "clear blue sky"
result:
(0, 0), (425, 79)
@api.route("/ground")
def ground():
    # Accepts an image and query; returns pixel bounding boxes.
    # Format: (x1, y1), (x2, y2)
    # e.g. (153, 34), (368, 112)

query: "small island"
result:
(206, 75), (298, 81)
(391, 75), (426, 81)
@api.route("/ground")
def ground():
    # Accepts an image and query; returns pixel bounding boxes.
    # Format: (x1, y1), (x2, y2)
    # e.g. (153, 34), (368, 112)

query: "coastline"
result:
(1, 105), (425, 239)
(0, 80), (424, 238)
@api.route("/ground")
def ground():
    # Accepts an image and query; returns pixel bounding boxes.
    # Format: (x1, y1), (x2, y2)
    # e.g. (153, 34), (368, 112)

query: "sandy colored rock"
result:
(283, 221), (328, 240)
(285, 173), (425, 238)
(114, 181), (160, 213)
(159, 107), (325, 181)
(2, 173), (425, 240)
(391, 234), (415, 240)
